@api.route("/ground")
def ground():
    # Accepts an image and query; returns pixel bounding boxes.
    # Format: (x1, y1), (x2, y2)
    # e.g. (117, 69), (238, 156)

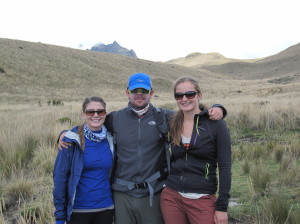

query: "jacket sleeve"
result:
(53, 145), (73, 221)
(212, 104), (227, 118)
(215, 120), (231, 212)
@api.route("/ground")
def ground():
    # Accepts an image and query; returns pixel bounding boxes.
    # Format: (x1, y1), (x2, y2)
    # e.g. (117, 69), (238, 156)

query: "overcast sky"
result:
(1, 0), (299, 61)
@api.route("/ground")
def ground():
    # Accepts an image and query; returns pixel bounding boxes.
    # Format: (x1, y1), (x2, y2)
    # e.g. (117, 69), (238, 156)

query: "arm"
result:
(53, 145), (73, 223)
(215, 120), (231, 223)
(208, 104), (227, 120)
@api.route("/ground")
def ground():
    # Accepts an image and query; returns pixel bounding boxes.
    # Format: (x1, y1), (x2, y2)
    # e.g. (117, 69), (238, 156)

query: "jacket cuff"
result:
(55, 220), (65, 224)
(212, 104), (227, 119)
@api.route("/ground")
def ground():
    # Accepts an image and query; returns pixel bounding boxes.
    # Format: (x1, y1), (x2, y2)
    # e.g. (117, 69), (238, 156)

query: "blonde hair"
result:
(170, 77), (207, 146)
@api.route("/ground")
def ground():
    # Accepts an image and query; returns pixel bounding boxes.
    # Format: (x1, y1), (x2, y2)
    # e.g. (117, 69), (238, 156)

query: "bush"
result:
(250, 166), (270, 194)
(47, 99), (64, 106)
(241, 160), (251, 174)
(57, 117), (72, 124)
(0, 66), (5, 73)
(260, 194), (292, 224)
(273, 146), (285, 162)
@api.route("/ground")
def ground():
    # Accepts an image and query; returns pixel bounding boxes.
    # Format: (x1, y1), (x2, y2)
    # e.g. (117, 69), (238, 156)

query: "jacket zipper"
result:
(205, 163), (210, 180)
(138, 118), (141, 174)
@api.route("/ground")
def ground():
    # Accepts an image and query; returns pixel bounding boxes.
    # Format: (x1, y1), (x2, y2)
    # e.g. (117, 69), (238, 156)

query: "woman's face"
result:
(175, 81), (202, 113)
(82, 101), (106, 131)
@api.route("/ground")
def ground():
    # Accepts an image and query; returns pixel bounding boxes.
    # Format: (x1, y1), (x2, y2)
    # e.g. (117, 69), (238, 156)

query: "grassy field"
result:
(1, 38), (299, 223)
(0, 94), (299, 224)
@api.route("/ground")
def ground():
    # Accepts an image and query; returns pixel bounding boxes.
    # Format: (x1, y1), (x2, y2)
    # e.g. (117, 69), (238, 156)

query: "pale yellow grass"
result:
(0, 91), (299, 223)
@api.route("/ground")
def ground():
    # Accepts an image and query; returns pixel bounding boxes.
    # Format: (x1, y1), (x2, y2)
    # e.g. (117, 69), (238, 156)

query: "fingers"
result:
(214, 211), (228, 224)
(58, 142), (70, 150)
(209, 107), (223, 120)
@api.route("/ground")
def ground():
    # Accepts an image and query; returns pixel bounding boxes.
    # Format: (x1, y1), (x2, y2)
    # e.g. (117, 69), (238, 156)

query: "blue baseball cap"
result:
(128, 73), (152, 91)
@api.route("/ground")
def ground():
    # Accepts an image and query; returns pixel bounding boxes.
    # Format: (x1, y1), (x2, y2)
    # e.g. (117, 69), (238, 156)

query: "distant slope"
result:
(166, 52), (258, 68)
(199, 43), (300, 80)
(0, 38), (218, 103)
(166, 43), (300, 80)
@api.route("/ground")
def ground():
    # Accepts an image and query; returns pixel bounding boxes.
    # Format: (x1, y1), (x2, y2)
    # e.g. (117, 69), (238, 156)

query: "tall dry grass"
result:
(0, 95), (299, 223)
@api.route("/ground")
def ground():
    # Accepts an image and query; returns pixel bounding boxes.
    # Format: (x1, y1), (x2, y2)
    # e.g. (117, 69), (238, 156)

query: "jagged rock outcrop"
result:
(90, 41), (137, 58)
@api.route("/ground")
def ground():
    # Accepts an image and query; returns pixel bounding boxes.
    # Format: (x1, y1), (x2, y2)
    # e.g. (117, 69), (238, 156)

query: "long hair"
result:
(78, 96), (106, 150)
(170, 77), (207, 146)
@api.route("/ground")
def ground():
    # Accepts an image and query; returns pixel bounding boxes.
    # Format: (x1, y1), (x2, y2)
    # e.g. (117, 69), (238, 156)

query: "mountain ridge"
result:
(0, 38), (299, 104)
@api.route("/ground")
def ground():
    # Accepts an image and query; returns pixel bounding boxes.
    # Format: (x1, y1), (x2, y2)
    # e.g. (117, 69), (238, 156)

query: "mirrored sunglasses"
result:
(129, 88), (151, 95)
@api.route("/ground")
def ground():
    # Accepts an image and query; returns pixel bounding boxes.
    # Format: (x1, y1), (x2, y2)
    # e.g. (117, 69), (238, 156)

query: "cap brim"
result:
(128, 84), (151, 91)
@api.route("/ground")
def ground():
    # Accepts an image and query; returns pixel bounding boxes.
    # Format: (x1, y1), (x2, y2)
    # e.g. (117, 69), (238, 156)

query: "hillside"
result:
(0, 38), (299, 105)
(0, 38), (222, 103)
(168, 43), (300, 80)
(166, 52), (259, 67)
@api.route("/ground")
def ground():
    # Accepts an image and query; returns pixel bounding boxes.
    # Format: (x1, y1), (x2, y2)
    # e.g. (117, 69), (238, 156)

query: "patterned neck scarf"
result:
(84, 124), (107, 142)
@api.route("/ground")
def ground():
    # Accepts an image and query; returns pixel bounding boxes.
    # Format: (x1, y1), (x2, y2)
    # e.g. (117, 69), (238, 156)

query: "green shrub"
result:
(260, 194), (292, 224)
(57, 117), (72, 124)
(241, 160), (251, 174)
(273, 145), (285, 162)
(0, 66), (5, 73)
(17, 136), (39, 167)
(5, 179), (34, 204)
(47, 99), (64, 106)
(279, 155), (292, 172)
(250, 166), (271, 194)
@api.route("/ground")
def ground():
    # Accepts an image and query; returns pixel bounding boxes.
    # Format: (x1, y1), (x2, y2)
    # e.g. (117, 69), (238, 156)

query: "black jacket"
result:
(165, 110), (231, 212)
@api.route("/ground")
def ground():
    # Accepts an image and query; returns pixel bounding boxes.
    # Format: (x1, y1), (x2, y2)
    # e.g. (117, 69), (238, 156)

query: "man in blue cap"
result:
(58, 73), (225, 224)
(105, 73), (225, 224)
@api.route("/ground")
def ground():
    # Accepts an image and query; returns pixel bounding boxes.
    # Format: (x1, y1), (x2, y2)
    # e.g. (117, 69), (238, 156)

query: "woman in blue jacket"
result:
(53, 96), (114, 224)
(160, 77), (231, 224)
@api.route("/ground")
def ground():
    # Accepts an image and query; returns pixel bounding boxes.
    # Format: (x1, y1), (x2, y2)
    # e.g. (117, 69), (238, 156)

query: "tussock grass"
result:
(32, 141), (57, 175)
(256, 194), (297, 224)
(250, 165), (271, 194)
(2, 171), (37, 208)
(241, 160), (251, 174)
(1, 95), (299, 223)
(273, 145), (285, 162)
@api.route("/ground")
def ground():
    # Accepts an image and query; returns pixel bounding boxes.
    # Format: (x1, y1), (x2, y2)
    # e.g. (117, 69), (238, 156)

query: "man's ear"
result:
(125, 89), (130, 99)
(150, 90), (155, 96)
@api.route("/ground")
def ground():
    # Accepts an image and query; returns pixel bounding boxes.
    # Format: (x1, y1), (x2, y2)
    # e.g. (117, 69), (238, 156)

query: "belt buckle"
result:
(134, 182), (148, 189)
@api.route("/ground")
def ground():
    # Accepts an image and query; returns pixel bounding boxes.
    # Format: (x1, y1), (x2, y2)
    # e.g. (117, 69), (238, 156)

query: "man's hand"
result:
(58, 132), (71, 150)
(214, 211), (228, 224)
(208, 107), (223, 120)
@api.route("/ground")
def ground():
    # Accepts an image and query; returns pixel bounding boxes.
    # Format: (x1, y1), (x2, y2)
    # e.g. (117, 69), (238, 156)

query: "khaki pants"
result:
(113, 191), (164, 224)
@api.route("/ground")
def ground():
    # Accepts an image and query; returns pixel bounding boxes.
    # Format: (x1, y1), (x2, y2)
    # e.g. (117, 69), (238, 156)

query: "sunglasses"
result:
(174, 91), (198, 100)
(129, 88), (151, 95)
(85, 109), (106, 116)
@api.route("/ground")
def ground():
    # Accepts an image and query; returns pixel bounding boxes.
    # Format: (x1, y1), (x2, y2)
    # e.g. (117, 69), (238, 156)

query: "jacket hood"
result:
(63, 126), (80, 145)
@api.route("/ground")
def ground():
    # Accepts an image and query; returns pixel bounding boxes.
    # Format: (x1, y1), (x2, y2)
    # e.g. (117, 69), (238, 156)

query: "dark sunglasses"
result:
(129, 88), (151, 95)
(174, 91), (198, 100)
(85, 109), (106, 116)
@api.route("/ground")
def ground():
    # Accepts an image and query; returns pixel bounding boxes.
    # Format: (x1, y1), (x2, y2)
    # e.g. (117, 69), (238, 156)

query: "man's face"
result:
(126, 88), (154, 110)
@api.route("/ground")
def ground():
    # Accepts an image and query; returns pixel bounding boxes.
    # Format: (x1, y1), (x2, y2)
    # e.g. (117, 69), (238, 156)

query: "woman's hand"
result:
(214, 211), (228, 224)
